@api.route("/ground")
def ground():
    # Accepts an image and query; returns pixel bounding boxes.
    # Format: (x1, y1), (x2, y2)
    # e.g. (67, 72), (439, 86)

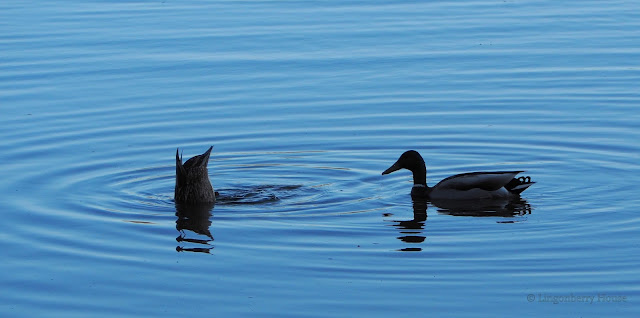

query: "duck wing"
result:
(434, 171), (524, 191)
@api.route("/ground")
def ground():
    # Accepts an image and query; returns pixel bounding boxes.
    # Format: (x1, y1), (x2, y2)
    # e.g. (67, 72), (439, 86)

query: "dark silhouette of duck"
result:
(382, 150), (534, 200)
(175, 146), (215, 204)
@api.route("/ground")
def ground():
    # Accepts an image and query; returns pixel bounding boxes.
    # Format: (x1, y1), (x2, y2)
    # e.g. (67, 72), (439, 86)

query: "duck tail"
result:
(176, 148), (186, 185)
(505, 176), (535, 194)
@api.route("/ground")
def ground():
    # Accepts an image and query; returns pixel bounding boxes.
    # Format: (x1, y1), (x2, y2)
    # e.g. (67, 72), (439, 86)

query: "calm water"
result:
(2, 1), (639, 317)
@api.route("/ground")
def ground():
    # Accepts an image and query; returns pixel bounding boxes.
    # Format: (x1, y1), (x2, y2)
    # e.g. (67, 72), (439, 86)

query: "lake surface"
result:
(1, 1), (639, 317)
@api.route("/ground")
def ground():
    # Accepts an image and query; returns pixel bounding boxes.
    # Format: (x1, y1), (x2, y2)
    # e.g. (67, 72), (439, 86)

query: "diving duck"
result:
(382, 150), (534, 200)
(175, 146), (215, 204)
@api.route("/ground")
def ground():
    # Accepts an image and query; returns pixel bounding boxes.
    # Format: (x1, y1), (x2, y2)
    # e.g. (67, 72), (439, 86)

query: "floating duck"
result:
(382, 150), (534, 200)
(175, 146), (215, 204)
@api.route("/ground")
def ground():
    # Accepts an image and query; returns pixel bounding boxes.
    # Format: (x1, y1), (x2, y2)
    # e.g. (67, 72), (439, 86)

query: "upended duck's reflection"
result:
(175, 202), (215, 253)
(386, 197), (532, 251)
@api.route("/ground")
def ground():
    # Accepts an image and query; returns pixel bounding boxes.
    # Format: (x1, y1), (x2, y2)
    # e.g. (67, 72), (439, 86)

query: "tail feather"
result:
(505, 176), (535, 194)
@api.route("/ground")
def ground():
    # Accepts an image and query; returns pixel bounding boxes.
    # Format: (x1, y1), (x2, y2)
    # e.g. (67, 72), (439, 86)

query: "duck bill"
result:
(382, 162), (402, 175)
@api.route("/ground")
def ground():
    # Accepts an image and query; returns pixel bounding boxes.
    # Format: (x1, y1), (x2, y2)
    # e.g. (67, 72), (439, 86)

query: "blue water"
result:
(2, 1), (639, 317)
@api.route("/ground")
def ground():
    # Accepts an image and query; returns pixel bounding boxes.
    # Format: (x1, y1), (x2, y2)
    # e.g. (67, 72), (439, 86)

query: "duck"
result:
(382, 150), (534, 200)
(175, 146), (215, 204)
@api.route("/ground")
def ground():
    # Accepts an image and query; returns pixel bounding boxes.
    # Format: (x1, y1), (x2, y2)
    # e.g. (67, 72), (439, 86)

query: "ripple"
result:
(4, 101), (638, 238)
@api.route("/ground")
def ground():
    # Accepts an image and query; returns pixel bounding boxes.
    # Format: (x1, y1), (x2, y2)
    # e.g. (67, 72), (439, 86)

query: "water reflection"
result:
(175, 202), (215, 254)
(387, 199), (428, 252)
(387, 197), (532, 251)
(432, 197), (532, 218)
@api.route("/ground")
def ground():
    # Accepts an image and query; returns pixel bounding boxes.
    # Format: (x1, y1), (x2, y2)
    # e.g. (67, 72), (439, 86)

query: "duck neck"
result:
(412, 166), (427, 188)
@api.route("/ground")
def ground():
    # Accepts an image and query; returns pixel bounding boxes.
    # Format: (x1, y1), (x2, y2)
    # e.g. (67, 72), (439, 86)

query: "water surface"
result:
(1, 1), (639, 317)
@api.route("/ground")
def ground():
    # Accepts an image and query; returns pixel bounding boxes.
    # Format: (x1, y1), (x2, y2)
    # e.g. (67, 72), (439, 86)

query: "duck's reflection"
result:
(387, 197), (532, 251)
(387, 199), (428, 251)
(432, 197), (532, 217)
(175, 202), (214, 253)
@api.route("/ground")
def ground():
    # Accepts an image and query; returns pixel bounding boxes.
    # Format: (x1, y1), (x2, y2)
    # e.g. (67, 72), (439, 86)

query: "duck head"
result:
(382, 150), (427, 187)
(175, 146), (215, 204)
